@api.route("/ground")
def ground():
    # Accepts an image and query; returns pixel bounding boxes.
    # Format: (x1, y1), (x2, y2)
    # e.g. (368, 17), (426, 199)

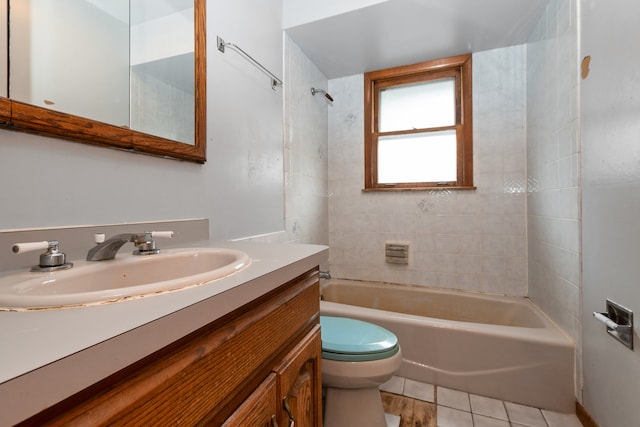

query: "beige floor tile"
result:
(404, 378), (435, 402)
(504, 401), (547, 427)
(437, 386), (471, 411)
(437, 406), (473, 427)
(380, 375), (406, 395)
(470, 394), (508, 421)
(541, 409), (583, 427)
(473, 414), (510, 427)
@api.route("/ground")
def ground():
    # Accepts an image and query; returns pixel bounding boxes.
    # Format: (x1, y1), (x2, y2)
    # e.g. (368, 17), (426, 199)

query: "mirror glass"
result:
(2, 0), (205, 162)
(9, 0), (194, 145)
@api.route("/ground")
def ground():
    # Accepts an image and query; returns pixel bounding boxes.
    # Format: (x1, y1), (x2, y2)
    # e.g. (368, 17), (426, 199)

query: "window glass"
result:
(379, 78), (455, 132)
(378, 130), (457, 183)
(364, 54), (473, 190)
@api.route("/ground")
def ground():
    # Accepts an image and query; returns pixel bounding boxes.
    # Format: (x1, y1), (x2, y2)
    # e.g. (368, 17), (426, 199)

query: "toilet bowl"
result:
(320, 316), (402, 427)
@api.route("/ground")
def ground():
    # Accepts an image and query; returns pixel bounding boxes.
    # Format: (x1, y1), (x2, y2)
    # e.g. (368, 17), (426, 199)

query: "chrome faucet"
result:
(12, 240), (74, 272)
(86, 231), (174, 261)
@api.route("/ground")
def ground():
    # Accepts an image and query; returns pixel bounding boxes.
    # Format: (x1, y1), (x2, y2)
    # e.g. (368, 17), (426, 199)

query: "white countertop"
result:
(0, 240), (328, 426)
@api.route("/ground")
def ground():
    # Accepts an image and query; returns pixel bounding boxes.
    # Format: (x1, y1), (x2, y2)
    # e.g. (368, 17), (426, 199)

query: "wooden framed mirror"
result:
(1, 0), (206, 163)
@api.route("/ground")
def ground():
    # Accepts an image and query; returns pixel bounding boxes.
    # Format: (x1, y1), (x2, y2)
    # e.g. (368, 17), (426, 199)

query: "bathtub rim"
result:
(320, 279), (574, 347)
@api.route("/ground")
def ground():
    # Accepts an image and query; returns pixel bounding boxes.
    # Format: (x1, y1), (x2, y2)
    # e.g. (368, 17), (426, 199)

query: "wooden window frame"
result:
(364, 54), (474, 191)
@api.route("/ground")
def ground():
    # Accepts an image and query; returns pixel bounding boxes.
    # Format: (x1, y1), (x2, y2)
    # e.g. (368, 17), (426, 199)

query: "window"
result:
(364, 54), (474, 190)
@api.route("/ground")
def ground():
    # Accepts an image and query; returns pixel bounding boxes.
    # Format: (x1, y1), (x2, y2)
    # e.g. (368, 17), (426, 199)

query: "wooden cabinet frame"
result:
(20, 269), (321, 426)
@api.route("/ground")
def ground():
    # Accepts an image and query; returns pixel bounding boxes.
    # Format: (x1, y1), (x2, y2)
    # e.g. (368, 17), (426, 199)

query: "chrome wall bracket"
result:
(593, 299), (634, 350)
(216, 36), (283, 90)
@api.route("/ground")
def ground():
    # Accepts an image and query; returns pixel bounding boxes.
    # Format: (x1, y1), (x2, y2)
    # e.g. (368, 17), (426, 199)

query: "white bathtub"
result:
(320, 279), (575, 413)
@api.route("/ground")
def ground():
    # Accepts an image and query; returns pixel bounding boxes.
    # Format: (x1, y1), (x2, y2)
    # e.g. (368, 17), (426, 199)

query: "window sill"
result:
(362, 186), (477, 192)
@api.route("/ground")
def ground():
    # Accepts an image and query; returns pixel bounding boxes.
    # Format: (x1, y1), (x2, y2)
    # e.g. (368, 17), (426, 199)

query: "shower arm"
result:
(311, 88), (334, 102)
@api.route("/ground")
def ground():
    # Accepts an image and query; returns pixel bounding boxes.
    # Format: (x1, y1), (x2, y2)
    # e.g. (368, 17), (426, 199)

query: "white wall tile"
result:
(327, 46), (528, 295)
(526, 0), (580, 348)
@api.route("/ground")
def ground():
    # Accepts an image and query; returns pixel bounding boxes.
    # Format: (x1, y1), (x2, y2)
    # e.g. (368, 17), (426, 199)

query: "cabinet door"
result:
(222, 373), (278, 427)
(274, 325), (322, 427)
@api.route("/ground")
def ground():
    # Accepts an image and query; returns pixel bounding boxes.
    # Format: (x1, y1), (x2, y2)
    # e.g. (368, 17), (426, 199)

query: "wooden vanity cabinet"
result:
(21, 268), (322, 427)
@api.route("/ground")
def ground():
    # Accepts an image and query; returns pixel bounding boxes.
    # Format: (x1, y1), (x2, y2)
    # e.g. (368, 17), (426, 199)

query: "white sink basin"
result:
(0, 248), (251, 310)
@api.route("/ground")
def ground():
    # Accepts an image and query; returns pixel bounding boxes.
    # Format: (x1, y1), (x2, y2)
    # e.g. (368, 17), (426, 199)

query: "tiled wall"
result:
(526, 0), (581, 394)
(237, 35), (329, 246)
(327, 46), (528, 296)
(526, 0), (580, 348)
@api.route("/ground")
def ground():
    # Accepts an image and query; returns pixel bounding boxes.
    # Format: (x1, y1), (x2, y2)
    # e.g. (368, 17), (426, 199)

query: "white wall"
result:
(238, 34), (330, 247)
(581, 0), (640, 424)
(0, 0), (284, 242)
(525, 0), (581, 393)
(327, 45), (528, 295)
(282, 0), (387, 28)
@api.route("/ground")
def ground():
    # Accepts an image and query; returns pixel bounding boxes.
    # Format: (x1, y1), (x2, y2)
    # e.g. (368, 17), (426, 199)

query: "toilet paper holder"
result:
(593, 299), (634, 350)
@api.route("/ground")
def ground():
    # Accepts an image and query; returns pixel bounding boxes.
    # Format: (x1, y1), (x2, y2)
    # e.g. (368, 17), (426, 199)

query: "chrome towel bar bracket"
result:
(217, 36), (283, 90)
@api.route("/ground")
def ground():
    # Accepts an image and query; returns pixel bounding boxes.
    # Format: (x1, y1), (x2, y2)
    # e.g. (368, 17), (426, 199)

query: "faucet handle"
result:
(12, 240), (73, 272)
(133, 231), (174, 256)
(149, 231), (174, 239)
(12, 241), (50, 254)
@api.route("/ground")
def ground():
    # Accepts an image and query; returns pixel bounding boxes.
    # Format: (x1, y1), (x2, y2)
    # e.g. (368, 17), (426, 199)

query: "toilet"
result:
(320, 316), (402, 427)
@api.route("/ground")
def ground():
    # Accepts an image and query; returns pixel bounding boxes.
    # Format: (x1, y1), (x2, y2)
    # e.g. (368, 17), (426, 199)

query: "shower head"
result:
(311, 87), (334, 102)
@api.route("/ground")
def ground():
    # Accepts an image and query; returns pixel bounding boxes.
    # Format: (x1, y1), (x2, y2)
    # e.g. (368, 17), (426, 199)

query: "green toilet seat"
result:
(320, 316), (400, 362)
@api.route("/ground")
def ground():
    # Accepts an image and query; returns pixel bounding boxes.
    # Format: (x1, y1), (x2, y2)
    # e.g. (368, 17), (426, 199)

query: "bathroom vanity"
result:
(0, 241), (328, 426)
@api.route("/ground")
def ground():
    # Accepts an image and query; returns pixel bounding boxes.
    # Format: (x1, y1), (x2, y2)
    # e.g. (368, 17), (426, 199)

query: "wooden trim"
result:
(378, 124), (457, 138)
(193, 0), (207, 161)
(10, 100), (134, 150)
(362, 185), (476, 192)
(0, 97), (10, 124)
(364, 54), (473, 191)
(0, 1), (206, 164)
(373, 68), (460, 93)
(365, 53), (473, 81)
(460, 54), (473, 187)
(364, 72), (375, 189)
(576, 401), (599, 427)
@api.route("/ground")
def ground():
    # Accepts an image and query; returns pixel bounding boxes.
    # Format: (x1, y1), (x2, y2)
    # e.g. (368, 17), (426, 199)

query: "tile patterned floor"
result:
(380, 376), (583, 427)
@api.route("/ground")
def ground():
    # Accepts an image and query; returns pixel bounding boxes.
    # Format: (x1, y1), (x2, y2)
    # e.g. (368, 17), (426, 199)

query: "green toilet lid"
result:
(320, 316), (400, 362)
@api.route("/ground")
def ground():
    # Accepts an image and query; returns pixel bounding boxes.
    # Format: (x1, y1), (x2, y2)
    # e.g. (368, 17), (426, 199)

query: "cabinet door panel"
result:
(274, 325), (322, 427)
(222, 373), (278, 427)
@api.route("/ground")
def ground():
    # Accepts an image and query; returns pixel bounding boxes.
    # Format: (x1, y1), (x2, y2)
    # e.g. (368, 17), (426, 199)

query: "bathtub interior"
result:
(321, 279), (546, 328)
(319, 279), (575, 413)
